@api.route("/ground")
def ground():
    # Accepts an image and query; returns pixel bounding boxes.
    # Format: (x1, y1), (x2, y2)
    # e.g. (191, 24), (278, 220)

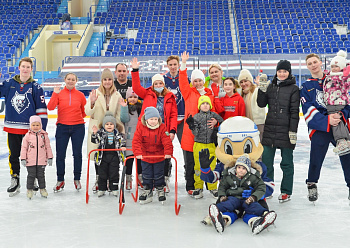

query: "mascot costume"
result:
(199, 116), (276, 234)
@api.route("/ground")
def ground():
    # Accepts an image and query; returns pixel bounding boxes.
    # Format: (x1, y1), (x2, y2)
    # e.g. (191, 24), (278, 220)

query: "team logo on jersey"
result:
(11, 91), (30, 114)
(315, 89), (326, 108)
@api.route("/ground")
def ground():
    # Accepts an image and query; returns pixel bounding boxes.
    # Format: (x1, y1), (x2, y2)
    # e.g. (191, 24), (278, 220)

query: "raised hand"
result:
(199, 148), (215, 169)
(90, 89), (99, 106)
(130, 57), (140, 69)
(181, 51), (190, 63)
(186, 114), (195, 130)
(53, 86), (61, 94)
(119, 98), (127, 107)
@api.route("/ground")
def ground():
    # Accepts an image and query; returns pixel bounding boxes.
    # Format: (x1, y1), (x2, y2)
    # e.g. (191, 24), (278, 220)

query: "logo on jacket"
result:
(11, 92), (30, 114)
(315, 89), (326, 108)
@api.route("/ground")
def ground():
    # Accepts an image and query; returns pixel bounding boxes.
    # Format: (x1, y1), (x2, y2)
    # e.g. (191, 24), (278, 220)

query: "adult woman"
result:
(205, 64), (232, 98)
(239, 69), (266, 141)
(47, 73), (86, 192)
(85, 68), (123, 192)
(131, 57), (177, 193)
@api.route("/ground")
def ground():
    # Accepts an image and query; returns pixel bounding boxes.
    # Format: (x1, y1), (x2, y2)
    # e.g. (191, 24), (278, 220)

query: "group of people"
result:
(1, 51), (350, 234)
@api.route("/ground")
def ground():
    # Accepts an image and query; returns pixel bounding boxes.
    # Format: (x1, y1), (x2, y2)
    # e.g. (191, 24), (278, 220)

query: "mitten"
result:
(289, 131), (297, 145)
(199, 149), (215, 169)
(343, 65), (350, 77)
(211, 83), (219, 97)
(242, 189), (252, 198)
(47, 158), (53, 166)
(186, 115), (195, 130)
(219, 196), (228, 202)
(21, 160), (26, 167)
(258, 74), (270, 92)
(245, 195), (256, 205)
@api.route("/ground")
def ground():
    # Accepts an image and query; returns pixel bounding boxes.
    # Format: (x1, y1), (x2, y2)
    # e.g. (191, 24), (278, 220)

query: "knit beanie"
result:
(276, 60), (292, 74)
(144, 106), (160, 120)
(29, 115), (42, 127)
(101, 68), (114, 81)
(102, 111), (117, 128)
(152, 74), (165, 85)
(198, 95), (213, 110)
(330, 50), (347, 70)
(238, 69), (253, 83)
(234, 154), (251, 172)
(191, 69), (205, 83)
(125, 87), (138, 99)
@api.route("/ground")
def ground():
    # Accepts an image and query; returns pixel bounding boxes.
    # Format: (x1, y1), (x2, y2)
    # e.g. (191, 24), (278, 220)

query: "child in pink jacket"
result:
(20, 115), (53, 199)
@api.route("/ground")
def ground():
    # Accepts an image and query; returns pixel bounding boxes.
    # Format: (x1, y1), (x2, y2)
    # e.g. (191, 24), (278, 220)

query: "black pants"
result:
(27, 165), (46, 189)
(125, 156), (142, 175)
(98, 152), (120, 191)
(8, 133), (24, 176)
(184, 150), (195, 191)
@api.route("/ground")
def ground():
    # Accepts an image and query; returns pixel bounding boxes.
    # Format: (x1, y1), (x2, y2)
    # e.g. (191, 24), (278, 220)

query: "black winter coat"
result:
(257, 76), (300, 149)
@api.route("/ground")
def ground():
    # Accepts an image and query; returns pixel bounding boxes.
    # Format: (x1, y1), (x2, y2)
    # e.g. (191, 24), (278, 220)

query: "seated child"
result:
(208, 154), (277, 235)
(132, 107), (173, 204)
(91, 112), (126, 197)
(186, 95), (223, 199)
(323, 50), (350, 156)
(20, 115), (53, 199)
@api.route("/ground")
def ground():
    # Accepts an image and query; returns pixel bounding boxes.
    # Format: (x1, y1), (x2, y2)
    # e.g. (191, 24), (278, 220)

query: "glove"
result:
(199, 148), (215, 169)
(242, 189), (252, 198)
(219, 196), (228, 202)
(343, 65), (350, 77)
(47, 158), (53, 166)
(258, 73), (269, 92)
(186, 115), (195, 130)
(211, 83), (219, 97)
(245, 195), (256, 205)
(21, 160), (26, 167)
(289, 131), (297, 145)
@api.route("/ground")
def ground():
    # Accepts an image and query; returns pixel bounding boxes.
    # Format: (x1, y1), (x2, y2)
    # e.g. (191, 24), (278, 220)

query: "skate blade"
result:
(279, 198), (291, 203)
(9, 189), (20, 197)
(337, 150), (350, 156)
(53, 188), (64, 193)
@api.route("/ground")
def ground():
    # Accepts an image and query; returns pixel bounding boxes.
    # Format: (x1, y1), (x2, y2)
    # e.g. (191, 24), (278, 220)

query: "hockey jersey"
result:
(0, 75), (48, 134)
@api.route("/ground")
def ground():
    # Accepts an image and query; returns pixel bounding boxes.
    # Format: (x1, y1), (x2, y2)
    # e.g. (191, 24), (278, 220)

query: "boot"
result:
(157, 187), (166, 202)
(92, 175), (99, 193)
(98, 190), (106, 197)
(40, 188), (48, 198)
(278, 193), (291, 203)
(209, 189), (219, 198)
(307, 182), (318, 202)
(7, 174), (20, 197)
(250, 211), (277, 235)
(53, 181), (65, 192)
(74, 180), (81, 190)
(139, 187), (153, 204)
(126, 175), (132, 190)
(27, 189), (33, 199)
(209, 204), (225, 234)
(193, 189), (203, 199)
(112, 190), (119, 197)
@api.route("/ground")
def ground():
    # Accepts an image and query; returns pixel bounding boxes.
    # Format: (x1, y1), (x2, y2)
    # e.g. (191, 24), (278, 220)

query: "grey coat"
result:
(191, 110), (224, 144)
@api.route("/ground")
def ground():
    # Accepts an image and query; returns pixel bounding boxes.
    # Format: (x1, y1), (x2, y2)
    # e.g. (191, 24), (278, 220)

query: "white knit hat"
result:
(191, 69), (205, 83)
(238, 69), (253, 83)
(330, 50), (347, 70)
(152, 74), (165, 85)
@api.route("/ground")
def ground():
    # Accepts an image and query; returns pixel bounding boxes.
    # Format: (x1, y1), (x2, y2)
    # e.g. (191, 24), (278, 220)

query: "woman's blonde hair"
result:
(209, 64), (223, 73)
(98, 78), (116, 95)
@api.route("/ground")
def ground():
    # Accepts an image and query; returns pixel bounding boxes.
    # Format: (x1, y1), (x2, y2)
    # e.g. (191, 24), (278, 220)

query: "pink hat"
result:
(29, 115), (41, 125)
(126, 87), (138, 99)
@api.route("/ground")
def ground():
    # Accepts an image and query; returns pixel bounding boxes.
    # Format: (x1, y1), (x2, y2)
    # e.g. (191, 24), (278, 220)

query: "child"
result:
(208, 154), (277, 235)
(257, 60), (300, 203)
(132, 107), (173, 204)
(212, 77), (246, 120)
(91, 112), (126, 197)
(186, 95), (223, 199)
(20, 115), (53, 199)
(120, 87), (143, 190)
(323, 50), (350, 156)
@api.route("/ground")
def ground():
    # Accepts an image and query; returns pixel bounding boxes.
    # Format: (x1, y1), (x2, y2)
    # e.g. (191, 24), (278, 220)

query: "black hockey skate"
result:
(209, 204), (225, 234)
(307, 183), (318, 203)
(251, 211), (277, 235)
(7, 175), (20, 197)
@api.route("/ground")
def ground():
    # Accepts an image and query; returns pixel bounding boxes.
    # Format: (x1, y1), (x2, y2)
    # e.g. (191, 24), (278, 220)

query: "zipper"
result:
(36, 133), (38, 166)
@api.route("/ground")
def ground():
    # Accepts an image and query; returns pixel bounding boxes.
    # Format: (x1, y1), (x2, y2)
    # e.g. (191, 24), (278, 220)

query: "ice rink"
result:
(0, 117), (349, 248)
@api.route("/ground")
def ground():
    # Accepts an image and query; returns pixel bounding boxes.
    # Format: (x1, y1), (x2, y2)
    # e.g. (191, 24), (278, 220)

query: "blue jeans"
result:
(55, 123), (85, 181)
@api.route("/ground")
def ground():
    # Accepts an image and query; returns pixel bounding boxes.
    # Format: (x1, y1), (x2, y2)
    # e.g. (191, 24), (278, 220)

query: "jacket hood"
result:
(272, 75), (296, 86)
(224, 160), (263, 175)
(13, 75), (35, 83)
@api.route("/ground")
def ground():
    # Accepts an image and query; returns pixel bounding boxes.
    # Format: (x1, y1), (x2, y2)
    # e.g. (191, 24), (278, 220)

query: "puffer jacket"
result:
(218, 166), (266, 201)
(20, 129), (53, 166)
(91, 128), (126, 166)
(191, 110), (223, 144)
(257, 76), (300, 149)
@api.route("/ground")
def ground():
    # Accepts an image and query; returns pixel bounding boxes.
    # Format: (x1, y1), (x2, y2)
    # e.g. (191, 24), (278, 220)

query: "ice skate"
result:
(201, 215), (212, 226)
(193, 189), (203, 199)
(157, 187), (166, 204)
(53, 181), (65, 192)
(7, 175), (20, 197)
(33, 179), (39, 194)
(27, 189), (33, 199)
(278, 193), (291, 203)
(307, 183), (318, 203)
(209, 189), (219, 199)
(126, 175), (132, 190)
(164, 176), (170, 193)
(98, 190), (106, 197)
(333, 139), (350, 156)
(250, 211), (277, 235)
(74, 180), (81, 191)
(139, 188), (153, 204)
(40, 188), (48, 198)
(92, 176), (99, 193)
(209, 204), (225, 234)
(137, 174), (143, 188)
(111, 190), (119, 197)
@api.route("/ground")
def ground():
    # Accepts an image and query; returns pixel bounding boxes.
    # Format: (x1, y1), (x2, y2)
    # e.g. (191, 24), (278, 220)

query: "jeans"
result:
(55, 123), (85, 181)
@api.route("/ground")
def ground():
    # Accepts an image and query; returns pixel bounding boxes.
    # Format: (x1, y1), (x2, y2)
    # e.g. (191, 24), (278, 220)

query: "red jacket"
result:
(179, 69), (216, 152)
(132, 70), (178, 133)
(132, 116), (173, 163)
(214, 93), (246, 120)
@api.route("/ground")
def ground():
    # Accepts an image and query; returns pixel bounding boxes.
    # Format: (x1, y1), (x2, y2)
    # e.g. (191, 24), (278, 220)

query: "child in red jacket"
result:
(212, 77), (246, 120)
(132, 107), (173, 204)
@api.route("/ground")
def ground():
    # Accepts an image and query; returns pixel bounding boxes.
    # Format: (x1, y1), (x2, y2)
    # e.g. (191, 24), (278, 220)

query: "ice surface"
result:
(0, 118), (349, 248)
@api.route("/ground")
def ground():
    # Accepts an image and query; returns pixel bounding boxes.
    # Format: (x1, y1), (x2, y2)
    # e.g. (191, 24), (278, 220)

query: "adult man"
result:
(300, 53), (350, 202)
(0, 57), (48, 196)
(114, 63), (132, 99)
